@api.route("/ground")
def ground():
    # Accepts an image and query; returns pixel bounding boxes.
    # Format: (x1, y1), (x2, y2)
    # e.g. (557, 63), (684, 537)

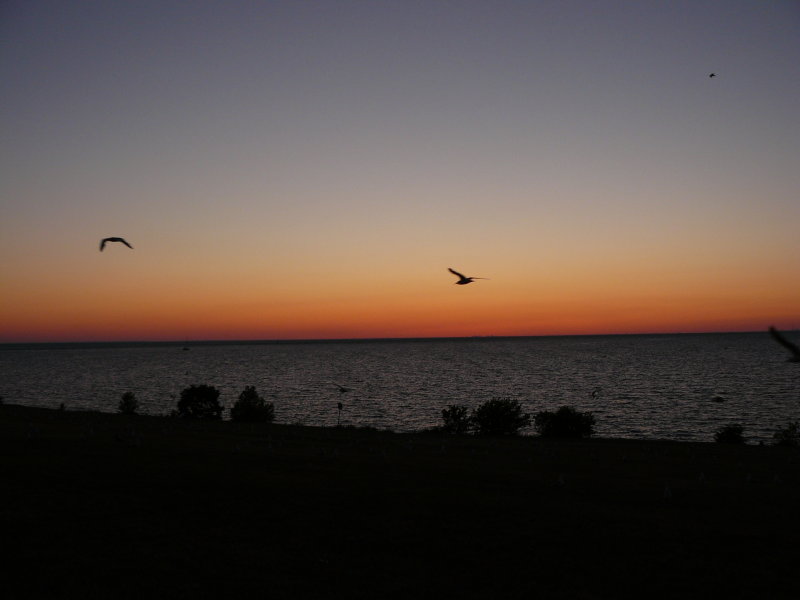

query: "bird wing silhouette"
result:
(448, 268), (466, 279)
(100, 237), (133, 250)
(769, 327), (800, 358)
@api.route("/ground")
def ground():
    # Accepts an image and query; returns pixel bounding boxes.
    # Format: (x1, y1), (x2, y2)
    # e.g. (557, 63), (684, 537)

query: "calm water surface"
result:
(1, 333), (798, 443)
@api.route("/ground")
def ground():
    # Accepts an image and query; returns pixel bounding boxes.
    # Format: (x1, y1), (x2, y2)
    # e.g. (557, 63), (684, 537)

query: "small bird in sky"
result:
(709, 73), (716, 78)
(768, 326), (800, 362)
(448, 267), (488, 285)
(99, 237), (133, 251)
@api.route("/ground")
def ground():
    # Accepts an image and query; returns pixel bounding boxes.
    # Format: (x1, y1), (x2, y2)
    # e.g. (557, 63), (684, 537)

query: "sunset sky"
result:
(1, 0), (798, 342)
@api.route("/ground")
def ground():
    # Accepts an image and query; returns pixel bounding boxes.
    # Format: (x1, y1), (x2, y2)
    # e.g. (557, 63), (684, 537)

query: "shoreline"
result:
(3, 398), (790, 445)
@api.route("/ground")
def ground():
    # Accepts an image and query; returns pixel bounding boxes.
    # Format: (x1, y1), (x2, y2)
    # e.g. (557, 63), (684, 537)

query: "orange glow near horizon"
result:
(3, 263), (798, 342)
(3, 233), (798, 343)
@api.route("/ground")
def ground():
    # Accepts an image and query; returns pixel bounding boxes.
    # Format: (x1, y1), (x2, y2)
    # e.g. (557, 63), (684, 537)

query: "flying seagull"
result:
(709, 73), (716, 78)
(99, 237), (133, 251)
(769, 326), (800, 362)
(448, 267), (488, 285)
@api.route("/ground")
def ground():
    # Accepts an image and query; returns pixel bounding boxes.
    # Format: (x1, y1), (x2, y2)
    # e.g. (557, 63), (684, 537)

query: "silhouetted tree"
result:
(230, 386), (274, 423)
(714, 423), (745, 444)
(534, 406), (595, 438)
(441, 404), (472, 434)
(118, 391), (139, 415)
(472, 397), (531, 436)
(177, 384), (223, 420)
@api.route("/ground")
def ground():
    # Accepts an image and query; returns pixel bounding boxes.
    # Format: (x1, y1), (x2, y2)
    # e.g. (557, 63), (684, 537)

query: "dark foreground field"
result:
(3, 404), (799, 599)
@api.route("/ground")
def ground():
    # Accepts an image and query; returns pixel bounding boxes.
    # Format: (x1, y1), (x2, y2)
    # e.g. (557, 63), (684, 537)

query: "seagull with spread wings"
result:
(448, 267), (488, 285)
(769, 326), (800, 362)
(100, 237), (134, 251)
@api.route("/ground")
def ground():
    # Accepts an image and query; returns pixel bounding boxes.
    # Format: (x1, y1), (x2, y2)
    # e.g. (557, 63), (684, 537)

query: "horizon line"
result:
(0, 328), (783, 346)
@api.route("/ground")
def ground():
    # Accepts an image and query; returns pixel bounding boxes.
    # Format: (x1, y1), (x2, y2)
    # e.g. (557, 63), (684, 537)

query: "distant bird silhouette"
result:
(332, 383), (351, 394)
(448, 268), (488, 285)
(769, 326), (800, 362)
(99, 237), (133, 251)
(709, 73), (716, 78)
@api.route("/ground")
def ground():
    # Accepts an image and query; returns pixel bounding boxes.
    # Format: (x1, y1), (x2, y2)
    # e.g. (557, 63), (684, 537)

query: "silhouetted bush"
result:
(772, 421), (799, 447)
(117, 391), (139, 415)
(177, 384), (223, 420)
(472, 397), (531, 436)
(441, 404), (473, 434)
(533, 406), (595, 438)
(714, 423), (745, 444)
(230, 386), (274, 423)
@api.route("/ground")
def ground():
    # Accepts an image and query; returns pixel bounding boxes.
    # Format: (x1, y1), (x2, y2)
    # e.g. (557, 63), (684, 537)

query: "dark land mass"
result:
(3, 404), (799, 599)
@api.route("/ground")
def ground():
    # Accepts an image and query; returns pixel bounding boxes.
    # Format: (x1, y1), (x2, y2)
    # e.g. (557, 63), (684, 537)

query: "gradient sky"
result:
(1, 0), (799, 342)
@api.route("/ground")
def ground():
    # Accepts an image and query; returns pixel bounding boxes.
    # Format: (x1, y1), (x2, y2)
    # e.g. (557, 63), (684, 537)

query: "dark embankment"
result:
(3, 404), (799, 598)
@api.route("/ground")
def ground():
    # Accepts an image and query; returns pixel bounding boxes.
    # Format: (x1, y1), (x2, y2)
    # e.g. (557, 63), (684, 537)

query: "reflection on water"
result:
(1, 333), (798, 443)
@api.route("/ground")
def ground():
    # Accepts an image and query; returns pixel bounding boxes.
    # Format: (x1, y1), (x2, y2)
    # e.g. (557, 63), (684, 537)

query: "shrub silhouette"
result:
(772, 421), (799, 447)
(231, 386), (274, 423)
(117, 391), (139, 415)
(534, 406), (595, 438)
(714, 423), (745, 444)
(441, 404), (472, 434)
(471, 397), (531, 436)
(177, 384), (223, 420)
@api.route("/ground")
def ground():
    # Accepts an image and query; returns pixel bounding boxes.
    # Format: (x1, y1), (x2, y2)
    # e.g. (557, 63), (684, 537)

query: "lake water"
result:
(1, 333), (798, 443)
